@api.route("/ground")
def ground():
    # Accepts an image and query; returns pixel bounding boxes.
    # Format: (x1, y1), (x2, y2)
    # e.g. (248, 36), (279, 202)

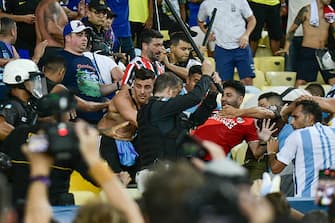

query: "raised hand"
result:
(257, 119), (277, 142)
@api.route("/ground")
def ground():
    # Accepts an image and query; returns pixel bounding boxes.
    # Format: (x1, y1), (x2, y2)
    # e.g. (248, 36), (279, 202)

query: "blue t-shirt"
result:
(59, 50), (103, 124)
(106, 0), (131, 37)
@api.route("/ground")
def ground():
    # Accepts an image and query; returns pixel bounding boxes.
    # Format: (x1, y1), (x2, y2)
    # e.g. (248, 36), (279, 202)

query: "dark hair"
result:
(170, 32), (190, 46)
(153, 72), (182, 94)
(188, 65), (202, 78)
(258, 92), (284, 106)
(305, 83), (325, 97)
(140, 29), (163, 46)
(43, 55), (66, 73)
(222, 80), (245, 97)
(142, 161), (205, 223)
(134, 68), (155, 80)
(295, 100), (322, 123)
(0, 17), (16, 35)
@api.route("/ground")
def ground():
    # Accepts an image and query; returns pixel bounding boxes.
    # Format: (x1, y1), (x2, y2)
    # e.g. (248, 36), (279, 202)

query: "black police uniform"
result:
(136, 75), (217, 169)
(0, 96), (38, 128)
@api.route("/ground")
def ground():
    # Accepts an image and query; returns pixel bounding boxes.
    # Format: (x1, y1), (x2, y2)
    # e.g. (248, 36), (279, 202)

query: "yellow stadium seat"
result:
(233, 69), (267, 89)
(69, 171), (101, 205)
(160, 30), (170, 41)
(253, 70), (268, 89)
(253, 56), (285, 73)
(316, 72), (326, 84)
(265, 71), (296, 86)
(205, 56), (215, 68)
(231, 141), (248, 165)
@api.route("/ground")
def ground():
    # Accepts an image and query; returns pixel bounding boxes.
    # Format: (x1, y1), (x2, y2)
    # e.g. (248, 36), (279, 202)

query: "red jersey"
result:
(192, 113), (259, 155)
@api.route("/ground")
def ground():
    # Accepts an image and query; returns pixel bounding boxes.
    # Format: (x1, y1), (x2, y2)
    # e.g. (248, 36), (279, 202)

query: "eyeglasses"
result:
(90, 9), (107, 16)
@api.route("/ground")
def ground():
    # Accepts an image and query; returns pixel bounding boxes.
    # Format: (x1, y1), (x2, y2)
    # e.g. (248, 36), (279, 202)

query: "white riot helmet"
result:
(3, 59), (47, 98)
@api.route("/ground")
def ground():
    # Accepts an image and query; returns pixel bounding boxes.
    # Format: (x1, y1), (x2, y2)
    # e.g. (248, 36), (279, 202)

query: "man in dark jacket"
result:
(136, 59), (219, 169)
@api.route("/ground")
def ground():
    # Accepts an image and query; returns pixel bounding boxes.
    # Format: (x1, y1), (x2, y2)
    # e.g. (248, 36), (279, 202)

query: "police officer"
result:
(136, 59), (220, 169)
(0, 59), (47, 142)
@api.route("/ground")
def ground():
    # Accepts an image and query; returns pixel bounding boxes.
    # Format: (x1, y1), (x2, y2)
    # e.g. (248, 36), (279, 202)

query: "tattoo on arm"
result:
(294, 6), (307, 26)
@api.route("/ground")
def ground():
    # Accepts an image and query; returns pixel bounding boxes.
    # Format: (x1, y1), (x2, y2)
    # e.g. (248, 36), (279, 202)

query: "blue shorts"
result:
(215, 45), (255, 81)
(297, 47), (335, 83)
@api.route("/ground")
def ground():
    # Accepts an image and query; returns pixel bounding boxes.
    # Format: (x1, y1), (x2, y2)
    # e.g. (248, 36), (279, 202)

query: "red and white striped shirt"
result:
(121, 57), (164, 86)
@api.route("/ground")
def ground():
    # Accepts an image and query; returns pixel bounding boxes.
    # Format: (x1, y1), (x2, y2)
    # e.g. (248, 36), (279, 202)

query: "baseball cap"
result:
(88, 0), (108, 11)
(63, 20), (92, 36)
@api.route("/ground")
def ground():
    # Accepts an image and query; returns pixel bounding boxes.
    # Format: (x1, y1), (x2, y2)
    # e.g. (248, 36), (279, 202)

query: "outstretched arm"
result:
(219, 105), (275, 119)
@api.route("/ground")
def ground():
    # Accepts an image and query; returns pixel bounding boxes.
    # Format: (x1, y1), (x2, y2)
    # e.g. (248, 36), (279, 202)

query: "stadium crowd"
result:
(1, 0), (335, 222)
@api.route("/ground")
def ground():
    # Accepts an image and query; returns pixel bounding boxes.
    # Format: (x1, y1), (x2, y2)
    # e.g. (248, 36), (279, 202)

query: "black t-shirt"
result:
(5, 0), (39, 56)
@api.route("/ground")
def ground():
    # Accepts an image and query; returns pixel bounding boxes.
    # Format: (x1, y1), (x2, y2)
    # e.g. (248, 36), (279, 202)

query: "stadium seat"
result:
(253, 70), (268, 89)
(231, 141), (248, 165)
(316, 72), (326, 84)
(160, 30), (170, 41)
(253, 56), (285, 73)
(233, 69), (267, 89)
(265, 71), (296, 86)
(69, 171), (101, 205)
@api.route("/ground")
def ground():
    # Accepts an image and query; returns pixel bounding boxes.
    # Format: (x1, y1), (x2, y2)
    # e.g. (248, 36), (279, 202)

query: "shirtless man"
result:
(36, 0), (68, 47)
(97, 68), (155, 176)
(35, 0), (68, 65)
(277, 0), (335, 87)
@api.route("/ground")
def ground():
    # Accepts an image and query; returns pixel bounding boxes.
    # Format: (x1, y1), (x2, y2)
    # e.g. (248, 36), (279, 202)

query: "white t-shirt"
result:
(276, 123), (335, 197)
(198, 0), (253, 49)
(83, 52), (118, 84)
(286, 0), (309, 37)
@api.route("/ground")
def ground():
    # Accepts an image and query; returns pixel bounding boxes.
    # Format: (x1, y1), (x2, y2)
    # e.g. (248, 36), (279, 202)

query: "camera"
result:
(31, 91), (79, 160)
(179, 134), (207, 159)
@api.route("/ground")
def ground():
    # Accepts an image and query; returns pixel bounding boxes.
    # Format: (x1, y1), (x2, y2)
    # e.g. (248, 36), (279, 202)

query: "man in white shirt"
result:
(198, 0), (256, 85)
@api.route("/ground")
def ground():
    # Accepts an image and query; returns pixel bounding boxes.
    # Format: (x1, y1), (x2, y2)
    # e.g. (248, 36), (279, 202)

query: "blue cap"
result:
(63, 20), (92, 36)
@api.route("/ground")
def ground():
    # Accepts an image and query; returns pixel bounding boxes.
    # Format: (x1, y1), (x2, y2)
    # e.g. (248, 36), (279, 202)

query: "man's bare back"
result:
(36, 0), (68, 47)
(97, 87), (138, 141)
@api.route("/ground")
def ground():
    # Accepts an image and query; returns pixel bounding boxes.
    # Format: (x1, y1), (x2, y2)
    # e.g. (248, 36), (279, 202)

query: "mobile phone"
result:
(27, 134), (49, 153)
(180, 134), (207, 159)
(316, 169), (335, 206)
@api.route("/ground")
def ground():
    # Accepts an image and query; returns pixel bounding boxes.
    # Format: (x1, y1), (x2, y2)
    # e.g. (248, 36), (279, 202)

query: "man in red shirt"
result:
(193, 80), (274, 158)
